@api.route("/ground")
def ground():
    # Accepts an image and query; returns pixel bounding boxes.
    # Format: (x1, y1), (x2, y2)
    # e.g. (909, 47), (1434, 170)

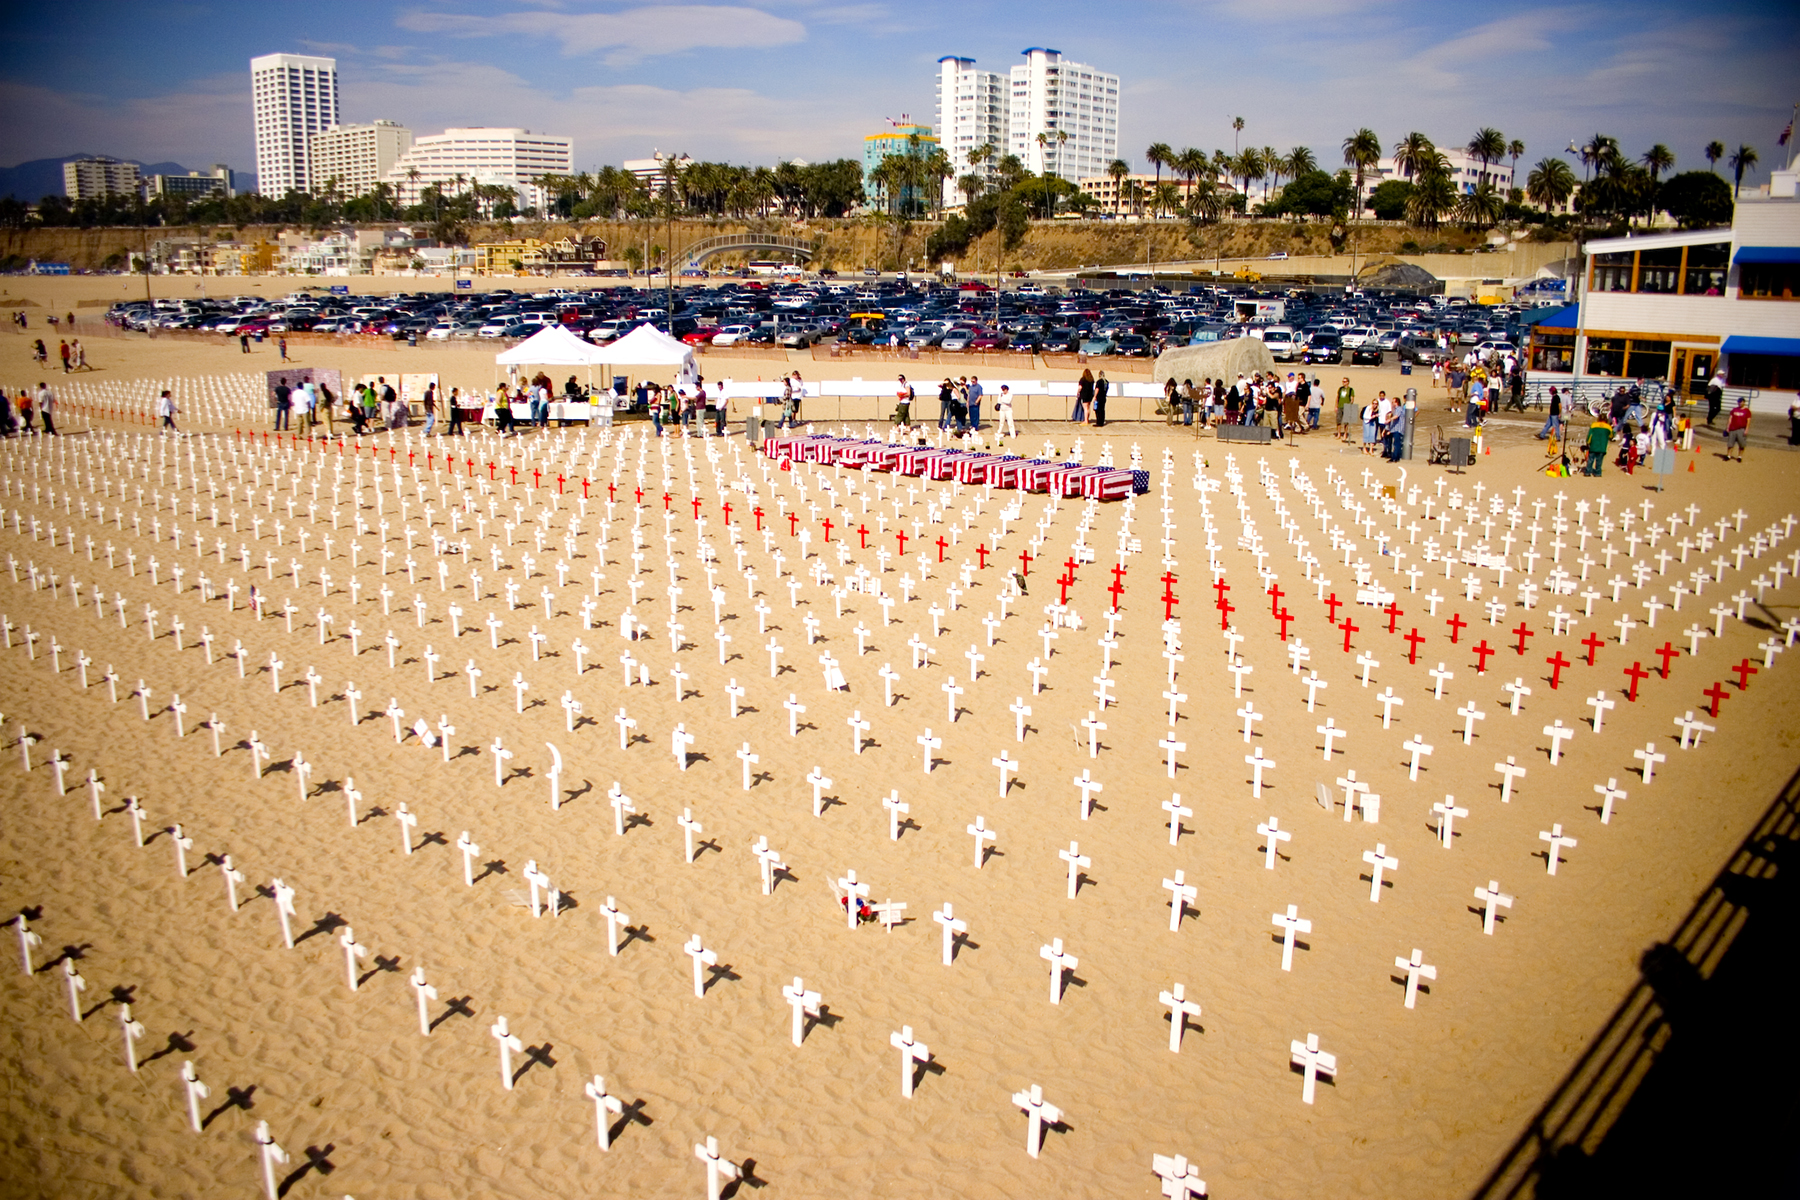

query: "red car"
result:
(969, 328), (1011, 350)
(681, 326), (721, 346)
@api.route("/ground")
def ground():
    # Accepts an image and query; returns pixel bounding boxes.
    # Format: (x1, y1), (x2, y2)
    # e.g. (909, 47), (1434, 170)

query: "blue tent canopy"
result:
(1721, 335), (1800, 357)
(1731, 246), (1800, 264)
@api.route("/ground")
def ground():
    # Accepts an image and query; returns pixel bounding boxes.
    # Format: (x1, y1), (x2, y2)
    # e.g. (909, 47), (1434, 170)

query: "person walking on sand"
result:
(1723, 396), (1751, 462)
(58, 340), (70, 373)
(1074, 369), (1093, 423)
(72, 339), (87, 370)
(422, 381), (438, 436)
(240, 332), (250, 354)
(279, 336), (289, 362)
(157, 389), (178, 433)
(36, 383), (56, 435)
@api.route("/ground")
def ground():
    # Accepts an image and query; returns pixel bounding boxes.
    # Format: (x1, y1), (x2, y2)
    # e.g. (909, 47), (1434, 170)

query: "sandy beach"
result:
(2, 296), (1797, 1200)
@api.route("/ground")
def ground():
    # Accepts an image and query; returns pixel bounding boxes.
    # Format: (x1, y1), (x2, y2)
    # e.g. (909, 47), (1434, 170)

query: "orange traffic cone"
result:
(1687, 459), (1696, 472)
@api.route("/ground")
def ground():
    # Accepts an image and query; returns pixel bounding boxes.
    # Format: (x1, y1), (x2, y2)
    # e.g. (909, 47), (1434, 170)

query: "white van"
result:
(1256, 325), (1299, 361)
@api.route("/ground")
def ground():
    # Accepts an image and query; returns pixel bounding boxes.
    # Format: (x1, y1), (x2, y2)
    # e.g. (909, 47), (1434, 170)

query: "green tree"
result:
(1231, 116), (1245, 154)
(1467, 127), (1506, 188)
(1393, 132), (1434, 181)
(1641, 143), (1674, 182)
(1656, 171), (1733, 229)
(1525, 157), (1576, 212)
(1404, 151), (1456, 229)
(1107, 158), (1130, 216)
(1455, 181), (1503, 229)
(1704, 140), (1724, 173)
(1342, 128), (1381, 219)
(1146, 142), (1173, 214)
(1271, 169), (1352, 219)
(1367, 179), (1412, 221)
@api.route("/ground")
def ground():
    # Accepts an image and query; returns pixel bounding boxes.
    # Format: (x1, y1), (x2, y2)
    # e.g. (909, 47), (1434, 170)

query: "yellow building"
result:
(474, 235), (606, 275)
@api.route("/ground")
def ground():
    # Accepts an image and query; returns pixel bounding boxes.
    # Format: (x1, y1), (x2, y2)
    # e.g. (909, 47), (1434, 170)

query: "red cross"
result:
(409, 451), (417, 468)
(1731, 657), (1759, 689)
(582, 478), (592, 500)
(937, 536), (949, 563)
(1107, 578), (1125, 610)
(532, 468), (542, 488)
(1622, 660), (1649, 701)
(1702, 680), (1730, 718)
(1269, 583), (1285, 616)
(1217, 598), (1233, 630)
(1581, 631), (1604, 666)
(787, 512), (801, 536)
(1276, 608), (1294, 640)
(1064, 556), (1079, 579)
(662, 492), (673, 511)
(1324, 592), (1343, 624)
(895, 530), (910, 555)
(1014, 546), (1027, 574)
(466, 458), (475, 477)
(607, 481), (617, 502)
(1473, 639), (1495, 673)
(556, 474), (566, 495)
(1058, 574), (1074, 605)
(426, 452), (435, 470)
(1212, 578), (1230, 605)
(722, 501), (733, 524)
(821, 517), (834, 542)
(633, 485), (644, 505)
(1512, 622), (1535, 655)
(1383, 601), (1404, 634)
(488, 462), (498, 480)
(1112, 563), (1128, 589)
(1653, 641), (1679, 678)
(691, 496), (703, 520)
(976, 543), (989, 568)
(753, 506), (765, 531)
(509, 466), (519, 485)
(1446, 612), (1467, 644)
(1164, 585), (1181, 621)
(1404, 628), (1425, 663)
(856, 524), (868, 548)
(1340, 617), (1359, 653)
(1546, 650), (1570, 690)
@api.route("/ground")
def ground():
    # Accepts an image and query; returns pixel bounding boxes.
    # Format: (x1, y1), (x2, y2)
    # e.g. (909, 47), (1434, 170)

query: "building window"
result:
(1530, 332), (1574, 373)
(1682, 242), (1728, 294)
(1636, 247), (1680, 294)
(1585, 336), (1627, 376)
(1739, 262), (1798, 300)
(1727, 353), (1800, 389)
(1591, 251), (1633, 293)
(1624, 339), (1671, 380)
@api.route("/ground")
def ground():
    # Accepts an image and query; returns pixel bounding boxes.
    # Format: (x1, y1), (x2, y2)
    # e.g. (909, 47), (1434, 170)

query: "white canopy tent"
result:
(602, 323), (697, 379)
(494, 323), (609, 367)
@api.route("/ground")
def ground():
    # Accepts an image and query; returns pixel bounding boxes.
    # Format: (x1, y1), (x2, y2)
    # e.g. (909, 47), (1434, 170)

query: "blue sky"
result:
(2, 0), (1795, 183)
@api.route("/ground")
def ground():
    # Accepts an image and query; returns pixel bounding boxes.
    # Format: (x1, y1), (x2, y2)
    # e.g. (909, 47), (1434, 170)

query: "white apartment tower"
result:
(250, 53), (340, 196)
(308, 121), (414, 198)
(936, 56), (1010, 207)
(382, 128), (574, 211)
(1008, 48), (1119, 185)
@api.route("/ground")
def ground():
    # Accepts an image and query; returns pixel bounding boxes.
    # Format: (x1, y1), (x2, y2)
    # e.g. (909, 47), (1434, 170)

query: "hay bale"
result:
(1153, 336), (1277, 385)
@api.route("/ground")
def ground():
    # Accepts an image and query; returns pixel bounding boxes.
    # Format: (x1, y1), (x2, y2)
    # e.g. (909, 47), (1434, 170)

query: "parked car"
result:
(1350, 344), (1384, 365)
(1300, 333), (1343, 364)
(1113, 332), (1152, 357)
(776, 326), (822, 348)
(425, 322), (456, 341)
(1396, 334), (1447, 365)
(710, 324), (756, 346)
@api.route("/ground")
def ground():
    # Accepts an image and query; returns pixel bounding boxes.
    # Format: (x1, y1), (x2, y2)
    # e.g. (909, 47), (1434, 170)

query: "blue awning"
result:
(1722, 335), (1800, 356)
(1732, 245), (1800, 264)
(1531, 304), (1579, 329)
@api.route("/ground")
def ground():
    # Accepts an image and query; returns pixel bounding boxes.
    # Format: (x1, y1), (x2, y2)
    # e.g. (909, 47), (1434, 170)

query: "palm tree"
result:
(1107, 158), (1130, 217)
(1146, 142), (1173, 215)
(1393, 132), (1434, 182)
(1456, 182), (1503, 230)
(1506, 138), (1525, 190)
(1154, 182), (1182, 222)
(1467, 128), (1506, 189)
(1231, 117), (1245, 154)
(1286, 146), (1317, 178)
(1579, 134), (1620, 179)
(1260, 145), (1280, 199)
(1728, 144), (1759, 198)
(1704, 140), (1724, 174)
(404, 166), (422, 211)
(1174, 147), (1208, 206)
(1236, 149), (1266, 204)
(1342, 128), (1381, 219)
(1525, 157), (1576, 212)
(1405, 152), (1455, 229)
(958, 173), (984, 207)
(1641, 144), (1675, 182)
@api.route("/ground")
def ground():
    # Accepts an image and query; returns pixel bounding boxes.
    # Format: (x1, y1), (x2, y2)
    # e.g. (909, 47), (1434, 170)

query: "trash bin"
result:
(1447, 436), (1471, 472)
(1400, 361), (1413, 375)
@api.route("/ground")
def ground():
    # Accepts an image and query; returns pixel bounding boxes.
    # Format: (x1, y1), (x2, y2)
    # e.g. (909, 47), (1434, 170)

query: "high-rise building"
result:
(936, 57), (1010, 207)
(862, 121), (940, 213)
(381, 128), (574, 212)
(309, 121), (414, 198)
(623, 151), (694, 189)
(250, 52), (340, 196)
(63, 157), (142, 201)
(1008, 48), (1119, 185)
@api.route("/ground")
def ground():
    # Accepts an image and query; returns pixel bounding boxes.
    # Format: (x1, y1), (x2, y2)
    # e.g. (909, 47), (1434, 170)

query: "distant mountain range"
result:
(0, 155), (256, 201)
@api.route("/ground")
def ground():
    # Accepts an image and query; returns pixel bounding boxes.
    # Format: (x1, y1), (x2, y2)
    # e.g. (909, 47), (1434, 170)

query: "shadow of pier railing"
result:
(1470, 763), (1800, 1199)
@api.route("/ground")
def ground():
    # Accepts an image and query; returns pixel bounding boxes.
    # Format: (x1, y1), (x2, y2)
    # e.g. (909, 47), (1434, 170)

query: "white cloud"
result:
(396, 5), (806, 64)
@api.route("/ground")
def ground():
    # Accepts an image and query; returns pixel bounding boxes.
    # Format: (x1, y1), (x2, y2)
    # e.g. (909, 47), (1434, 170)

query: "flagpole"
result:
(1787, 101), (1798, 171)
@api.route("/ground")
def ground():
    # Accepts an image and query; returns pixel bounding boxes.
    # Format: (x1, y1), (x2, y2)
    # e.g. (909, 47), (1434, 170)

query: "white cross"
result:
(892, 1026), (931, 1097)
(1374, 687), (1404, 729)
(806, 767), (832, 817)
(1634, 741), (1666, 784)
(933, 903), (966, 966)
(684, 934), (719, 998)
(1403, 734), (1433, 781)
(1256, 816), (1291, 870)
(671, 723), (695, 770)
(1039, 938), (1078, 1004)
(1289, 1033), (1336, 1104)
(782, 977), (822, 1046)
(991, 751), (1019, 798)
(917, 728), (942, 773)
(783, 694), (806, 736)
(1302, 671), (1328, 711)
(1362, 844), (1398, 901)
(339, 926), (368, 991)
(455, 832), (481, 887)
(1012, 1083), (1063, 1158)
(1316, 718), (1345, 761)
(1673, 710), (1714, 749)
(1428, 663), (1454, 699)
(254, 1121), (289, 1198)
(1355, 651), (1379, 687)
(395, 803), (418, 856)
(1158, 985), (1203, 1054)
(1474, 880), (1514, 934)
(967, 816), (996, 869)
(1594, 778), (1628, 824)
(1244, 746), (1275, 796)
(1543, 719), (1574, 765)
(1271, 905), (1311, 972)
(879, 663), (901, 706)
(1539, 823), (1577, 874)
(677, 808), (705, 863)
(752, 837), (785, 894)
(1587, 691), (1616, 732)
(1395, 949), (1436, 1009)
(1432, 798), (1469, 847)
(601, 896), (630, 956)
(836, 869), (869, 928)
(879, 790), (910, 840)
(1163, 870), (1196, 931)
(1493, 755), (1527, 803)
(847, 711), (871, 754)
(1502, 678), (1531, 715)
(584, 1075), (625, 1150)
